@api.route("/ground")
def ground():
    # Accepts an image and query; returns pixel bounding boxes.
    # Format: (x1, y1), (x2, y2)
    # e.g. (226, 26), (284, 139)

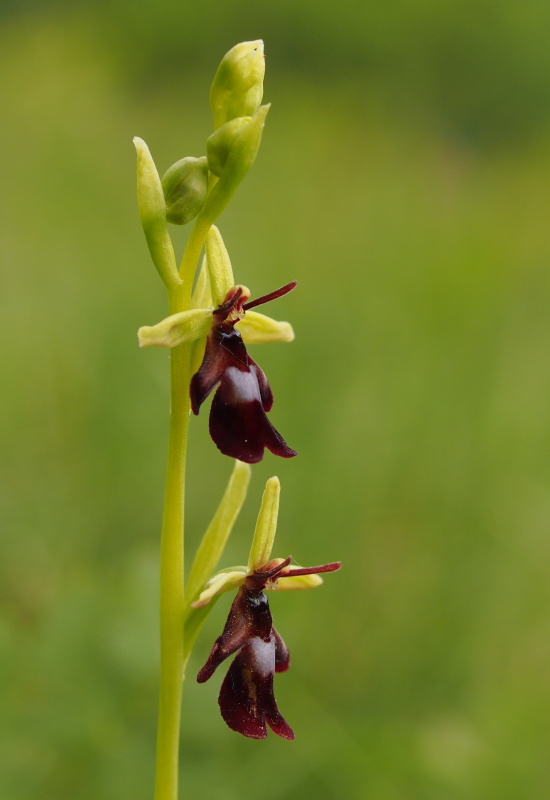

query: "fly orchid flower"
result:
(137, 226), (297, 463)
(190, 282), (298, 463)
(191, 476), (341, 740)
(196, 557), (341, 740)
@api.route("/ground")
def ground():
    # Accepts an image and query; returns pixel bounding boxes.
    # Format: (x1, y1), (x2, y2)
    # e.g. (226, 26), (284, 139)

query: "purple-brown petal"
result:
(218, 635), (294, 740)
(249, 357), (273, 411)
(273, 626), (290, 673)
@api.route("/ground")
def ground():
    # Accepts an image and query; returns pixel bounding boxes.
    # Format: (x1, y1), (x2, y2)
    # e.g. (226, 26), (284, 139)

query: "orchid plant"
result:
(135, 41), (340, 800)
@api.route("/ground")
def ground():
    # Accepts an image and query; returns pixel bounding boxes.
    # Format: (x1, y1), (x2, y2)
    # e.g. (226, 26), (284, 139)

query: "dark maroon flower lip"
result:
(190, 282), (298, 463)
(196, 580), (294, 740)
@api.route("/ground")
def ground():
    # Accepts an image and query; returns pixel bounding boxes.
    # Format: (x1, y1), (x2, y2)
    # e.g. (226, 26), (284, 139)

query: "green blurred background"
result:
(2, 1), (550, 798)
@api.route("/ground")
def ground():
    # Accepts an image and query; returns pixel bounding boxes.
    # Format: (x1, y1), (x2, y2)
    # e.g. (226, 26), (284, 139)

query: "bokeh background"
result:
(2, 1), (550, 798)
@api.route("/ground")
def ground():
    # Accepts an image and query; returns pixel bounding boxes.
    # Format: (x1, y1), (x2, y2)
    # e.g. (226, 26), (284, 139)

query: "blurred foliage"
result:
(4, 0), (550, 146)
(2, 2), (550, 799)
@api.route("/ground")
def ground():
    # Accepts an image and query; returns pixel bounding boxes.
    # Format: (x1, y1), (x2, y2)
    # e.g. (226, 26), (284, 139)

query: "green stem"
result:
(154, 303), (189, 800)
(154, 213), (212, 800)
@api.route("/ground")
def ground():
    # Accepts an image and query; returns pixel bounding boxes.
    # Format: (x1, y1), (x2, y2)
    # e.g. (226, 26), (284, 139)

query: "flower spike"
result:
(190, 283), (298, 463)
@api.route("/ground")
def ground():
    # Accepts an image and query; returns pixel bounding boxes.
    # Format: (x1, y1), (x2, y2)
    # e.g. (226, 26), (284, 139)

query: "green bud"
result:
(202, 105), (270, 224)
(210, 40), (265, 129)
(133, 137), (178, 288)
(207, 117), (251, 178)
(161, 156), (208, 225)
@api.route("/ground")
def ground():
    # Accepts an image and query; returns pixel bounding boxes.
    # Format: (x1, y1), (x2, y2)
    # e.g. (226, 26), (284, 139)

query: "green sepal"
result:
(189, 569), (247, 609)
(247, 476), (280, 571)
(190, 255), (213, 310)
(238, 310), (295, 344)
(205, 226), (234, 306)
(133, 137), (179, 288)
(137, 308), (211, 348)
(271, 573), (323, 590)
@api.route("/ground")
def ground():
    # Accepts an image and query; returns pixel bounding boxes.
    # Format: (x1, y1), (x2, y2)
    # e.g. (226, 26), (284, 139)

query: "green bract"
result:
(134, 137), (178, 288)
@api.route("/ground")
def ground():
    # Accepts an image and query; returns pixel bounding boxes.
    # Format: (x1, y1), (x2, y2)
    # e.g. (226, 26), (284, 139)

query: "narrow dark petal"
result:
(196, 586), (272, 683)
(280, 561), (342, 578)
(273, 627), (290, 673)
(251, 556), (292, 583)
(209, 369), (297, 463)
(242, 281), (297, 311)
(218, 636), (294, 740)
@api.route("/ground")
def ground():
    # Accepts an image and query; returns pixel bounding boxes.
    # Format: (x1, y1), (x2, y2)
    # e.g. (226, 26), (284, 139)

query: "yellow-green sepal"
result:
(271, 573), (324, 591)
(205, 225), (235, 306)
(190, 569), (247, 609)
(190, 255), (213, 309)
(238, 311), (295, 344)
(137, 308), (211, 348)
(247, 476), (280, 571)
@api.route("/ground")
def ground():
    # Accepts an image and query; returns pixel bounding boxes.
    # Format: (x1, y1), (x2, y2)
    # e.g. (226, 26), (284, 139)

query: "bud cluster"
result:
(135, 40), (269, 290)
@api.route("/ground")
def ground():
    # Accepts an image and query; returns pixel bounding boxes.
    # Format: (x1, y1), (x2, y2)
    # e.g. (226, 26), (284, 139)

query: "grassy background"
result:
(2, 2), (550, 798)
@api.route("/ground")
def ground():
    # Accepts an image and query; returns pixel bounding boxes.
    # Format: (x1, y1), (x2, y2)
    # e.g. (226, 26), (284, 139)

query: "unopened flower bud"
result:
(206, 117), (252, 178)
(202, 105), (270, 224)
(210, 40), (265, 129)
(161, 156), (208, 225)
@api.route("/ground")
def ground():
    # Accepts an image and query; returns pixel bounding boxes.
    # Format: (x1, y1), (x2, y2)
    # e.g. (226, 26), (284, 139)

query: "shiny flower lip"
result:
(190, 282), (298, 463)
